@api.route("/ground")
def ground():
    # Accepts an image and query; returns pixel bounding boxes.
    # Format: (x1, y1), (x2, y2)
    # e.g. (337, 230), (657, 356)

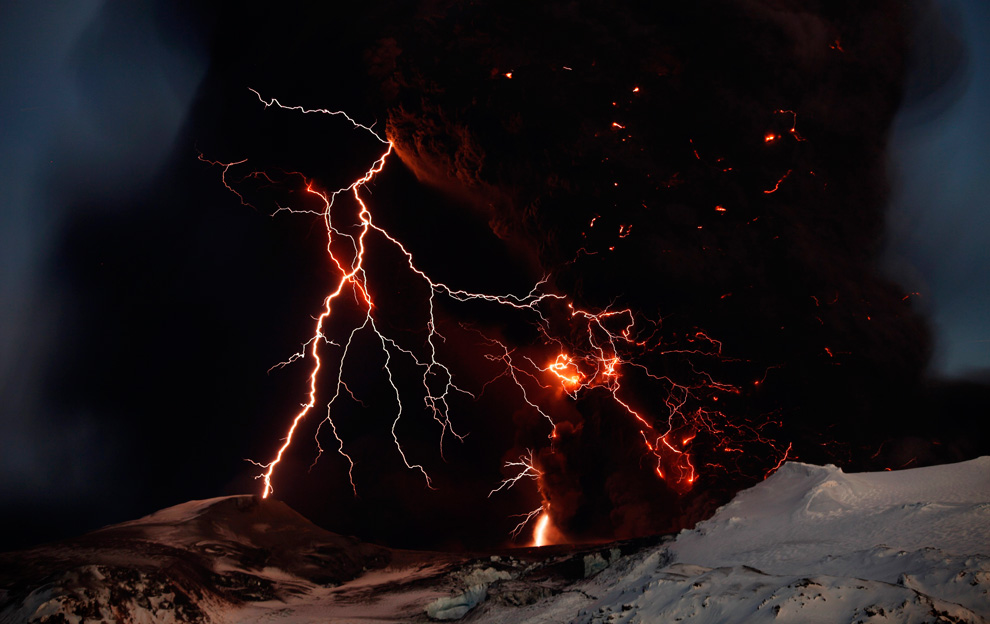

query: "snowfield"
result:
(1, 457), (987, 623)
(564, 457), (990, 624)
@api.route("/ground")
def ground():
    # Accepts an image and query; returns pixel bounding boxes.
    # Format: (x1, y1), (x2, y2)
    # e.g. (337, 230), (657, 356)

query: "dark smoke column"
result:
(373, 0), (933, 540)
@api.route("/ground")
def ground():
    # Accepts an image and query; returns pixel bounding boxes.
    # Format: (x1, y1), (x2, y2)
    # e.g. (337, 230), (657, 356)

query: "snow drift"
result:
(568, 457), (990, 624)
(1, 458), (987, 623)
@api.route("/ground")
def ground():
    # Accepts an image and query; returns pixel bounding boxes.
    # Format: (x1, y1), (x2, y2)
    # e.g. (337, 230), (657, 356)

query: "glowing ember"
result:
(773, 109), (806, 142)
(764, 169), (794, 194)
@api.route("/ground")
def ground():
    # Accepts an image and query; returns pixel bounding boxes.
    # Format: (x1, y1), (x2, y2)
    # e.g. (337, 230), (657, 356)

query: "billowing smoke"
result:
(370, 0), (974, 539)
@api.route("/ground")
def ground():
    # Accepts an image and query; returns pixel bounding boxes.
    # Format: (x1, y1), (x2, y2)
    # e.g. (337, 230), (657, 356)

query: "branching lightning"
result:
(207, 90), (790, 546)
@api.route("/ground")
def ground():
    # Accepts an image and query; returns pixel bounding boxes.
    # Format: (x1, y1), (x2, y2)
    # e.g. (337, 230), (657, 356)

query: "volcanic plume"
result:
(358, 0), (938, 540)
(21, 0), (987, 552)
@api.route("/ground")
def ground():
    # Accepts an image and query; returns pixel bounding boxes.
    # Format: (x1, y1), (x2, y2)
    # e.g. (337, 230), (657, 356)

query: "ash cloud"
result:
(7, 0), (987, 551)
(372, 0), (985, 539)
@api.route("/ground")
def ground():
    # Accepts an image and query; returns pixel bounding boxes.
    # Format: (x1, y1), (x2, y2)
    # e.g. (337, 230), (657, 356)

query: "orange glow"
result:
(764, 443), (793, 478)
(602, 356), (619, 378)
(764, 132), (778, 143)
(773, 109), (806, 142)
(548, 353), (584, 389)
(689, 139), (701, 160)
(764, 169), (793, 194)
(533, 511), (551, 547)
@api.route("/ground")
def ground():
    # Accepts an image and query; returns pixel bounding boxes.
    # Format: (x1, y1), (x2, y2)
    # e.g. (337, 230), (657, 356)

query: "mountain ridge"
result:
(2, 459), (988, 623)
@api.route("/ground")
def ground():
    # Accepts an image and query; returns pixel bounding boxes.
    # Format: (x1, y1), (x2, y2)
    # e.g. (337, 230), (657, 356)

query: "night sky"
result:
(1, 0), (988, 553)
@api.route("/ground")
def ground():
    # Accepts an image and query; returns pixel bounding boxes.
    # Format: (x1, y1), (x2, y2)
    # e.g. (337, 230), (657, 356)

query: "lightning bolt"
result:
(206, 89), (790, 544)
(206, 90), (568, 501)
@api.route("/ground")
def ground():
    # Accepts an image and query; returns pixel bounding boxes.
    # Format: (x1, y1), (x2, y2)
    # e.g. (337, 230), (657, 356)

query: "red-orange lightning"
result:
(207, 90), (565, 501)
(208, 89), (790, 545)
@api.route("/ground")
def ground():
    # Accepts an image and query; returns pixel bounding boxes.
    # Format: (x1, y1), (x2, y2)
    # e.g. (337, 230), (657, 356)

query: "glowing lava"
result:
(533, 511), (551, 547)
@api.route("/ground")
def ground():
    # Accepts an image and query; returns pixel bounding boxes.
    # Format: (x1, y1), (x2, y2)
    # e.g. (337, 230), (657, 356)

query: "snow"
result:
(566, 457), (990, 624)
(0, 564), (233, 624)
(423, 565), (515, 619)
(2, 458), (988, 623)
(583, 548), (623, 577)
(672, 457), (990, 570)
(460, 566), (514, 587)
(577, 562), (982, 624)
(427, 584), (490, 620)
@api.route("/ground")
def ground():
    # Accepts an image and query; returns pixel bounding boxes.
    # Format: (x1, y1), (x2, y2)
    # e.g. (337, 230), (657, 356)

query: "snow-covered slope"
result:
(673, 456), (990, 569)
(0, 495), (400, 623)
(565, 457), (990, 624)
(2, 458), (988, 623)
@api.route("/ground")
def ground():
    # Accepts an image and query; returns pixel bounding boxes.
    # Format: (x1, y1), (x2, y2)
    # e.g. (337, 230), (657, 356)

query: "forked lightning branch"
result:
(205, 90), (788, 544)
